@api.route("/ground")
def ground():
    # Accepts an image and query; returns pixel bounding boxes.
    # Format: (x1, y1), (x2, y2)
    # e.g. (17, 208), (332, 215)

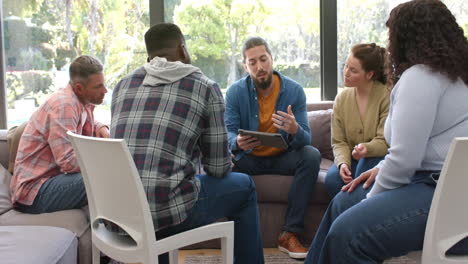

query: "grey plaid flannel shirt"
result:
(110, 67), (231, 231)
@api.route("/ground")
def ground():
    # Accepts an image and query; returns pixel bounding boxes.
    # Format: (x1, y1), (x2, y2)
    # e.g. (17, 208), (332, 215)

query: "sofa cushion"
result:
(0, 164), (12, 214)
(308, 109), (333, 161)
(7, 122), (27, 174)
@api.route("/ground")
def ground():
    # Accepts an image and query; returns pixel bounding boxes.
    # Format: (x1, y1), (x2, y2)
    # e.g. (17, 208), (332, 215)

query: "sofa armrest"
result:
(0, 130), (8, 169)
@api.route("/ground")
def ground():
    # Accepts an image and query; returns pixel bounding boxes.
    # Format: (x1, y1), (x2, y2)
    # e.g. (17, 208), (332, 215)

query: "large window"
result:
(1, 0), (467, 128)
(2, 0), (149, 128)
(337, 0), (468, 92)
(165, 0), (321, 102)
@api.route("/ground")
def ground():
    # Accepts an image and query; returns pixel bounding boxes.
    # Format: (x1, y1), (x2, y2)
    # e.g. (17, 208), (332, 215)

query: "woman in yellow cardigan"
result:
(325, 43), (390, 197)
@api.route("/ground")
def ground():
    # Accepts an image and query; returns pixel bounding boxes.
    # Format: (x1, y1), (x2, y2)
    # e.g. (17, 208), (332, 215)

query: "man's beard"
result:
(88, 95), (105, 105)
(254, 71), (273, 90)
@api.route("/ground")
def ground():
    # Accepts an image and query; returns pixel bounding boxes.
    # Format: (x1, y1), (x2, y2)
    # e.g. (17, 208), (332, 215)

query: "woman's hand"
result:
(342, 167), (379, 193)
(352, 143), (367, 160)
(339, 163), (353, 184)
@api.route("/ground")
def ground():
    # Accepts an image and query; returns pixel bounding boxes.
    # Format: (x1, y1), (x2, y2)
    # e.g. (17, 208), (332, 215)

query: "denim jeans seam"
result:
(342, 207), (430, 263)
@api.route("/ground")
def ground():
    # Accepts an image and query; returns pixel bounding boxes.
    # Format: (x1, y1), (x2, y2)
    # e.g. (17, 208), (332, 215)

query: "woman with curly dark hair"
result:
(305, 1), (468, 263)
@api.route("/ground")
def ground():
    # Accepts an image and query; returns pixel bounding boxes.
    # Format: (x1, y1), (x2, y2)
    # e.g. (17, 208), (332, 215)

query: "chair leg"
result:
(92, 244), (101, 264)
(168, 249), (178, 264)
(221, 236), (234, 264)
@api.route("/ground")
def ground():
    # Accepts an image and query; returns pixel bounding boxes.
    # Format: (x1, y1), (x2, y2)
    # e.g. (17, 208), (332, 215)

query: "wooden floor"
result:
(178, 248), (281, 264)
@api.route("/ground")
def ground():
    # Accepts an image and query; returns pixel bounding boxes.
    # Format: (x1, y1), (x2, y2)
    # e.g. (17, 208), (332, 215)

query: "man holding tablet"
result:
(225, 36), (321, 260)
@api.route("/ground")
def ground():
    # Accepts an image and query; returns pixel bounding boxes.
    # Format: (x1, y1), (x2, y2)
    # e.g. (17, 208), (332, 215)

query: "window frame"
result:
(320, 0), (338, 101)
(0, 2), (7, 129)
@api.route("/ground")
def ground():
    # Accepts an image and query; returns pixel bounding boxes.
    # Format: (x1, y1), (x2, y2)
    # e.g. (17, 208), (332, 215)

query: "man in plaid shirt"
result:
(110, 23), (264, 264)
(11, 55), (109, 214)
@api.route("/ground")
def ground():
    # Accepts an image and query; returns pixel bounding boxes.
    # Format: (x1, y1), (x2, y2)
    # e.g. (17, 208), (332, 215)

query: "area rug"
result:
(184, 254), (303, 264)
(184, 254), (417, 264)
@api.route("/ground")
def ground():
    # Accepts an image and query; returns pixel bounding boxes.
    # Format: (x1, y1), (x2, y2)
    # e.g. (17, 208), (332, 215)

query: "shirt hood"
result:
(143, 57), (201, 86)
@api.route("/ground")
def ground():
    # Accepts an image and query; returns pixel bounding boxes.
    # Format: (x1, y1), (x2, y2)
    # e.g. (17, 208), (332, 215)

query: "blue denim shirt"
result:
(225, 71), (311, 160)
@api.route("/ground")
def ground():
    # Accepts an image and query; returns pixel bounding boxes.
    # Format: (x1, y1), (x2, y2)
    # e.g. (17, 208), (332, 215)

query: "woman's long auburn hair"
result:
(351, 43), (387, 85)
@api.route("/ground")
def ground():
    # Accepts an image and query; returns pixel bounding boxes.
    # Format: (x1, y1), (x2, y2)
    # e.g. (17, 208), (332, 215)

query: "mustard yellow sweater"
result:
(332, 81), (390, 167)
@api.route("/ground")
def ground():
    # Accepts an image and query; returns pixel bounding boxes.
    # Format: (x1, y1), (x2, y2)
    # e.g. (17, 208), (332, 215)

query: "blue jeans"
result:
(16, 173), (87, 214)
(233, 145), (321, 234)
(305, 171), (468, 264)
(325, 157), (384, 198)
(156, 172), (264, 264)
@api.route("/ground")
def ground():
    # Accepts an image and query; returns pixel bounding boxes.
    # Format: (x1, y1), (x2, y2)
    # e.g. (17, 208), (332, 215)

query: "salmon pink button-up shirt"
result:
(10, 85), (106, 206)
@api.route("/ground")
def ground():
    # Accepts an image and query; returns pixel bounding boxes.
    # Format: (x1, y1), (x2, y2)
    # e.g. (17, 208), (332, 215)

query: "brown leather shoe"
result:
(277, 231), (308, 259)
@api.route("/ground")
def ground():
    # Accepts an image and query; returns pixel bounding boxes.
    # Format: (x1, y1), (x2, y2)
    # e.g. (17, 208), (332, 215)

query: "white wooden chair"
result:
(67, 131), (234, 264)
(398, 137), (468, 264)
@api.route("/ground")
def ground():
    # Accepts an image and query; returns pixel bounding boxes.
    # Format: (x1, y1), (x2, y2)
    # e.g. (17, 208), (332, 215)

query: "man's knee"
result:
(226, 172), (258, 207)
(301, 145), (321, 162)
(227, 172), (256, 192)
(297, 146), (321, 172)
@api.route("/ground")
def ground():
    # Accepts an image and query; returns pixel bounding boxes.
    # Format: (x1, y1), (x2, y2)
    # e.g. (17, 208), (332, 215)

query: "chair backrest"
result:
(67, 131), (157, 259)
(422, 137), (468, 263)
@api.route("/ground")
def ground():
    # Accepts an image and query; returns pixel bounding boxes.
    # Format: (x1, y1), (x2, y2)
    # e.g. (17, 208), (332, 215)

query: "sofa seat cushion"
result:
(0, 225), (77, 264)
(0, 208), (89, 237)
(320, 157), (333, 171)
(0, 164), (12, 214)
(252, 158), (332, 205)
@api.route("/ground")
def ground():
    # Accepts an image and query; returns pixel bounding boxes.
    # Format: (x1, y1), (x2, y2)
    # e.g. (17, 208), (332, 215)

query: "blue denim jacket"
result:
(225, 71), (311, 160)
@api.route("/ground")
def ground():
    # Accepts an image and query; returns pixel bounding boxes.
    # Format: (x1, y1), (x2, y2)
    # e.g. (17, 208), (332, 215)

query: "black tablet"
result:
(238, 129), (288, 149)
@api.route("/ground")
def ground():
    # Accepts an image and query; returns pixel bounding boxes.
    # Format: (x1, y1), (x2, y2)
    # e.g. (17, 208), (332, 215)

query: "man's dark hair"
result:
(241, 36), (272, 63)
(145, 23), (184, 56)
(69, 55), (103, 84)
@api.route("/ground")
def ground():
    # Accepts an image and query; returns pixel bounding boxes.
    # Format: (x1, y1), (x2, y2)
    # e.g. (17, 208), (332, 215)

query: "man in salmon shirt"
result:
(225, 36), (321, 259)
(10, 55), (109, 214)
